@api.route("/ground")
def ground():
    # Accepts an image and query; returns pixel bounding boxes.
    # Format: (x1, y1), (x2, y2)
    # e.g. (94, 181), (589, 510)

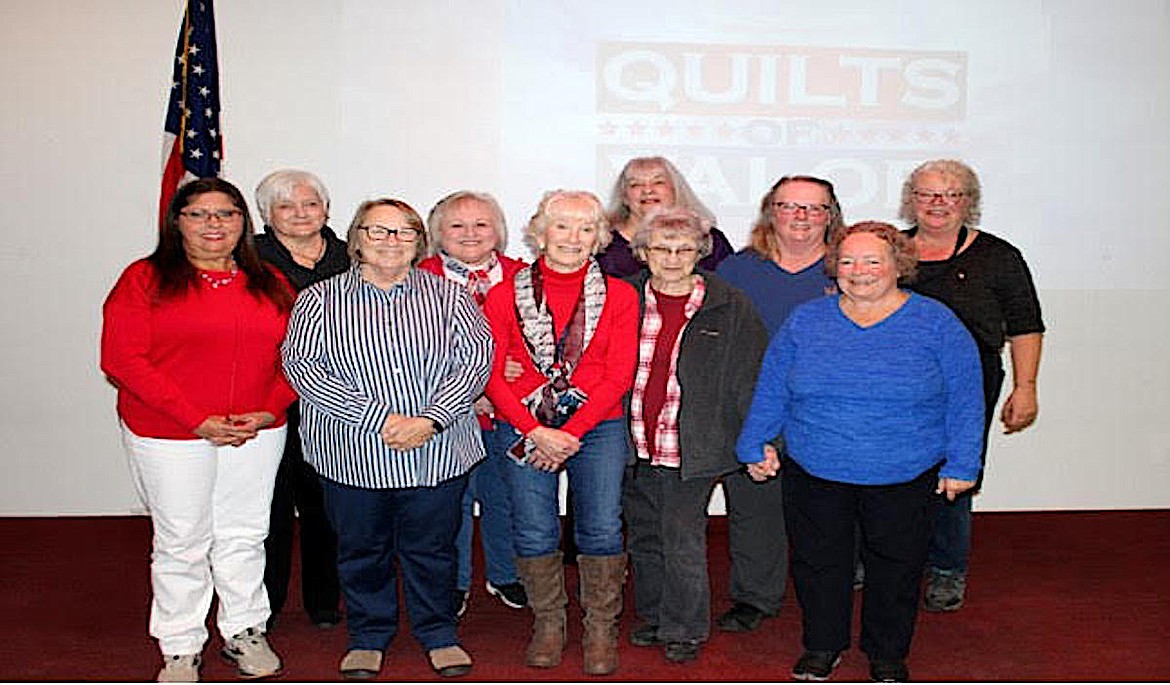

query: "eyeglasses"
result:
(646, 245), (699, 259)
(180, 208), (243, 222)
(772, 202), (831, 217)
(272, 200), (323, 213)
(358, 224), (421, 242)
(912, 189), (966, 204)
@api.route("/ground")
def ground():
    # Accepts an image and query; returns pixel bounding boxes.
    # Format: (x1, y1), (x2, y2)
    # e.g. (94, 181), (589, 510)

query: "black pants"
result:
(623, 462), (720, 642)
(264, 404), (340, 621)
(722, 468), (789, 614)
(783, 458), (937, 661)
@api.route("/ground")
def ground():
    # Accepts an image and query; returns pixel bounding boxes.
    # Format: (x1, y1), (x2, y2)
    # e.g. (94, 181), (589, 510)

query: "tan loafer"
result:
(339, 649), (383, 680)
(428, 645), (472, 678)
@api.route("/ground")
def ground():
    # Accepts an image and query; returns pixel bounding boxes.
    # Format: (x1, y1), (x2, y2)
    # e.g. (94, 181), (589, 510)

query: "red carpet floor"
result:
(1, 510), (1167, 681)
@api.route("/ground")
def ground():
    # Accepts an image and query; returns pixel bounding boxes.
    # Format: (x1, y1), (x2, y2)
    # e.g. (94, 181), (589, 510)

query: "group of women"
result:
(100, 156), (1043, 683)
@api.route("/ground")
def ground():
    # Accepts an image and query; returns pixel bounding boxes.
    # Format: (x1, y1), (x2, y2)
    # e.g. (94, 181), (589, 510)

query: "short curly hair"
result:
(825, 221), (918, 284)
(525, 190), (611, 257)
(898, 159), (982, 227)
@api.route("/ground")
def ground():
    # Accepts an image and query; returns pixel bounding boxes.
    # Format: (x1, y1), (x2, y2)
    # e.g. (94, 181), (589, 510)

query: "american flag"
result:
(158, 0), (222, 226)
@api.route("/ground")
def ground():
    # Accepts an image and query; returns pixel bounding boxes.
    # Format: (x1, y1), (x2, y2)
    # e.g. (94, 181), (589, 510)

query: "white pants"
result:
(122, 424), (285, 656)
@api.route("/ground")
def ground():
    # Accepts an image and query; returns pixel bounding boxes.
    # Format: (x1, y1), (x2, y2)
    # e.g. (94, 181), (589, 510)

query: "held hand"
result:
(194, 416), (254, 446)
(381, 414), (437, 451)
(936, 477), (976, 501)
(473, 396), (495, 416)
(528, 426), (580, 463)
(227, 411), (275, 433)
(529, 447), (568, 473)
(504, 356), (524, 383)
(1001, 385), (1038, 434)
(746, 444), (781, 482)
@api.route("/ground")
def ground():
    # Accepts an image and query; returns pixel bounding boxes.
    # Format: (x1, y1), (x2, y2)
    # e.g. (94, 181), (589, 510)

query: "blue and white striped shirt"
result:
(282, 265), (494, 489)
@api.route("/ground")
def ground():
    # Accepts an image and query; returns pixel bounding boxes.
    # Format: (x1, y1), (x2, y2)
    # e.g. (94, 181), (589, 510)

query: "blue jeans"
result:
(320, 474), (467, 652)
(501, 419), (629, 558)
(927, 351), (1003, 577)
(455, 423), (520, 590)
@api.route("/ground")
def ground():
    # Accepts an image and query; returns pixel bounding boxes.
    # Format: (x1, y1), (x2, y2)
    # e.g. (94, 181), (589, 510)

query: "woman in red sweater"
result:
(482, 190), (638, 676)
(101, 178), (295, 683)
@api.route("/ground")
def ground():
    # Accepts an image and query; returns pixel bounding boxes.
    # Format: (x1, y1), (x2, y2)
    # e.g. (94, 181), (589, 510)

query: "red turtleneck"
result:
(483, 258), (638, 438)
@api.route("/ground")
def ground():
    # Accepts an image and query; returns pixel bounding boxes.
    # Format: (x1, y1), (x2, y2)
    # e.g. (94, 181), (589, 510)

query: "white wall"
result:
(1, 0), (1167, 515)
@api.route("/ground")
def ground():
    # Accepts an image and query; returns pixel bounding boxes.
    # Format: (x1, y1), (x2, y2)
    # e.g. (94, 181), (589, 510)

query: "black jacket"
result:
(626, 269), (769, 480)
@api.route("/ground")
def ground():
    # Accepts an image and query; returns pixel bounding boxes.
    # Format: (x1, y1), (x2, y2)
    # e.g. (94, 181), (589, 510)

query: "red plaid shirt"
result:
(630, 276), (706, 468)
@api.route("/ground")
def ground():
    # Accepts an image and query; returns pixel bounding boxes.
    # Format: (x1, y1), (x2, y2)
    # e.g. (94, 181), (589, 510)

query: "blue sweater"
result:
(716, 250), (835, 337)
(736, 293), (984, 485)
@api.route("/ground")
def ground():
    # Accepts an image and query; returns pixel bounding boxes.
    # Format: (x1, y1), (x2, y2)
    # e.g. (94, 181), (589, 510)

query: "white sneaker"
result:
(158, 653), (201, 682)
(221, 626), (282, 679)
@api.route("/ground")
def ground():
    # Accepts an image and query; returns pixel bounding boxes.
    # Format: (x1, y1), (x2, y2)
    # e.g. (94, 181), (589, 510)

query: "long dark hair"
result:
(150, 178), (293, 310)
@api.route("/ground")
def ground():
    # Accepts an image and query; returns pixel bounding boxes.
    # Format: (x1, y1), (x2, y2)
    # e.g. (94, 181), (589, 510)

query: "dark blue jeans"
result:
(320, 474), (467, 652)
(501, 419), (629, 558)
(455, 423), (520, 590)
(927, 352), (1003, 576)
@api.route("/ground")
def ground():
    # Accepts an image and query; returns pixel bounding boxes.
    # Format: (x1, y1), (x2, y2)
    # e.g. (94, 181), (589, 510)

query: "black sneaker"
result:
(664, 640), (701, 663)
(792, 650), (842, 681)
(629, 623), (663, 647)
(869, 659), (909, 682)
(454, 589), (469, 619)
(923, 572), (966, 612)
(485, 580), (527, 609)
(716, 602), (767, 632)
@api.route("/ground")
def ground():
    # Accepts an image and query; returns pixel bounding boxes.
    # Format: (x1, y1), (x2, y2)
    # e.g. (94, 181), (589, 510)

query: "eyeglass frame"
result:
(645, 244), (700, 259)
(911, 188), (967, 204)
(179, 208), (244, 222)
(772, 201), (832, 217)
(358, 224), (422, 242)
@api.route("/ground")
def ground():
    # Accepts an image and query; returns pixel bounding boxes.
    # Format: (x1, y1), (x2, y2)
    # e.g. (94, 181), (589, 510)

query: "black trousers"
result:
(722, 468), (789, 614)
(264, 404), (340, 621)
(783, 458), (938, 661)
(623, 462), (720, 642)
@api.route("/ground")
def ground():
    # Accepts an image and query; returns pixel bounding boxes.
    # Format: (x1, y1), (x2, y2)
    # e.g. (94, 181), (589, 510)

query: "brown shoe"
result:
(515, 552), (567, 668)
(339, 649), (382, 680)
(428, 645), (473, 678)
(578, 553), (626, 676)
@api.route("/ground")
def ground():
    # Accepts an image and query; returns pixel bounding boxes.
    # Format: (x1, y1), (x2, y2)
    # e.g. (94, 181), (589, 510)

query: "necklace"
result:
(199, 261), (238, 289)
(290, 237), (325, 267)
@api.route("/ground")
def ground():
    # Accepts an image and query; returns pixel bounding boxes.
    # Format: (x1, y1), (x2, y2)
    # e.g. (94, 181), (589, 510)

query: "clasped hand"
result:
(380, 414), (436, 451)
(527, 426), (580, 472)
(195, 412), (275, 447)
(746, 444), (781, 482)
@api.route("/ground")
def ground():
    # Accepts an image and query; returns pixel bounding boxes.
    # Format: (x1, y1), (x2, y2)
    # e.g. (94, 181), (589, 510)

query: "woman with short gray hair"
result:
(623, 206), (767, 664)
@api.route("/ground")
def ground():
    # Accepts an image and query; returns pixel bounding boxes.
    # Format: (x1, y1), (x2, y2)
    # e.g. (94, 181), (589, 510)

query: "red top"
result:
(643, 290), (689, 456)
(483, 258), (638, 438)
(100, 259), (298, 439)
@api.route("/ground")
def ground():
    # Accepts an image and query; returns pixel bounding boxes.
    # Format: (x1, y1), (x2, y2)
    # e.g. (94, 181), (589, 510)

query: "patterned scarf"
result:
(439, 252), (500, 305)
(510, 258), (607, 461)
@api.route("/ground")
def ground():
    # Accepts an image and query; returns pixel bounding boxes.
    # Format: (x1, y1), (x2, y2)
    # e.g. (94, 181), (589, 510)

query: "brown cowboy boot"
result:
(514, 552), (567, 668)
(578, 553), (626, 676)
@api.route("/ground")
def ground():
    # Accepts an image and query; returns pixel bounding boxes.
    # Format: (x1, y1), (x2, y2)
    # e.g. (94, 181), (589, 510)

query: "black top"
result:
(254, 224), (350, 292)
(597, 226), (735, 278)
(906, 229), (1045, 356)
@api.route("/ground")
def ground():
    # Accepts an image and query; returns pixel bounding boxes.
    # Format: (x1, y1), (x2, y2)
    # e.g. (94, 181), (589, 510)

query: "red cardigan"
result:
(483, 258), (638, 438)
(100, 259), (297, 439)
